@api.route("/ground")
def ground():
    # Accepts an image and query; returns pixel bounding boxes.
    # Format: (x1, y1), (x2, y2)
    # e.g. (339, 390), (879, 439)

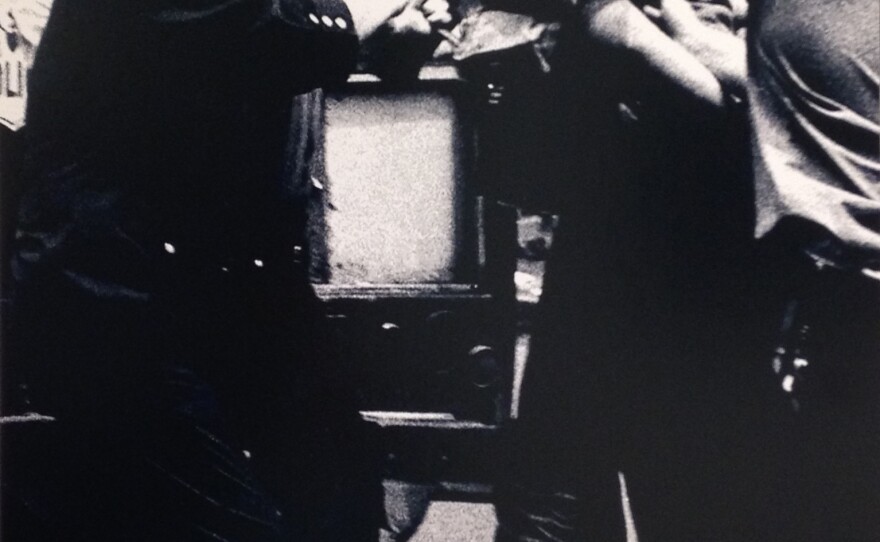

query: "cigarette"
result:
(436, 28), (461, 47)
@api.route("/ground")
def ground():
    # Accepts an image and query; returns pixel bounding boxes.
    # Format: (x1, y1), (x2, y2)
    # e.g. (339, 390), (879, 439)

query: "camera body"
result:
(306, 65), (519, 485)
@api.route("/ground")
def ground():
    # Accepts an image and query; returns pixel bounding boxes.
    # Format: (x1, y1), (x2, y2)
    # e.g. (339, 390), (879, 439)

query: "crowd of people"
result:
(1, 0), (877, 541)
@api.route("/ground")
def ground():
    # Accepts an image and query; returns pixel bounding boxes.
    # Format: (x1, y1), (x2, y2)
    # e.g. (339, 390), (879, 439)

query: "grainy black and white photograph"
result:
(0, 0), (877, 540)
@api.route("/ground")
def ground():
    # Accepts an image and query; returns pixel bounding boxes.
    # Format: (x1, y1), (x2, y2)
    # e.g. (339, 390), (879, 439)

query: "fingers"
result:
(643, 0), (700, 38)
(642, 5), (661, 22)
(388, 6), (432, 35)
(422, 0), (452, 26)
(387, 0), (451, 37)
(659, 0), (700, 23)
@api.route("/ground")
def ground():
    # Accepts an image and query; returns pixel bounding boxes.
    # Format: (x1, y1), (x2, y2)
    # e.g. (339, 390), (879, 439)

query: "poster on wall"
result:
(1, 0), (52, 131)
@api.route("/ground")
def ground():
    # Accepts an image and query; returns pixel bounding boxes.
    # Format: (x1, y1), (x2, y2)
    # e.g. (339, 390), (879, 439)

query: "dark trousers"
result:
(496, 207), (770, 542)
(499, 224), (879, 541)
(741, 252), (880, 542)
(2, 264), (382, 542)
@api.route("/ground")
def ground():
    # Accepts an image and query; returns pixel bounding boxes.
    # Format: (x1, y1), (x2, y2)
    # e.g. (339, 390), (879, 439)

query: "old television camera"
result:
(308, 64), (518, 423)
(303, 63), (518, 485)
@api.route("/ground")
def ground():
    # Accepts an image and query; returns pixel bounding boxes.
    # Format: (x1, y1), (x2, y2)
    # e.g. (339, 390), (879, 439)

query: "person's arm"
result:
(346, 0), (410, 41)
(144, 0), (429, 94)
(580, 0), (726, 108)
(643, 0), (747, 97)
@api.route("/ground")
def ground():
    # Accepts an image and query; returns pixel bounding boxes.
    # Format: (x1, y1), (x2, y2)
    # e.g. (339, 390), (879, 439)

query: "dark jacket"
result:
(3, 4), (383, 541)
(13, 0), (359, 298)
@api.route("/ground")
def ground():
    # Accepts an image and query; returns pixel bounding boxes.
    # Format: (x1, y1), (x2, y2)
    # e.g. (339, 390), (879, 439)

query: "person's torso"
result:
(14, 0), (309, 296)
(747, 0), (880, 271)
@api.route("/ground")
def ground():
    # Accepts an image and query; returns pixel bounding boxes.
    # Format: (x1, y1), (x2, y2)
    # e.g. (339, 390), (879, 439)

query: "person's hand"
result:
(1, 1), (18, 35)
(644, 0), (748, 100)
(421, 0), (452, 26)
(387, 0), (452, 36)
(355, 0), (451, 81)
(642, 0), (704, 42)
(345, 0), (410, 41)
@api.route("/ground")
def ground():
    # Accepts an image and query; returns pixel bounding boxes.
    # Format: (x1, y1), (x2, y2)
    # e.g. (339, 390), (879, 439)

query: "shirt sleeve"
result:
(145, 0), (360, 94)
